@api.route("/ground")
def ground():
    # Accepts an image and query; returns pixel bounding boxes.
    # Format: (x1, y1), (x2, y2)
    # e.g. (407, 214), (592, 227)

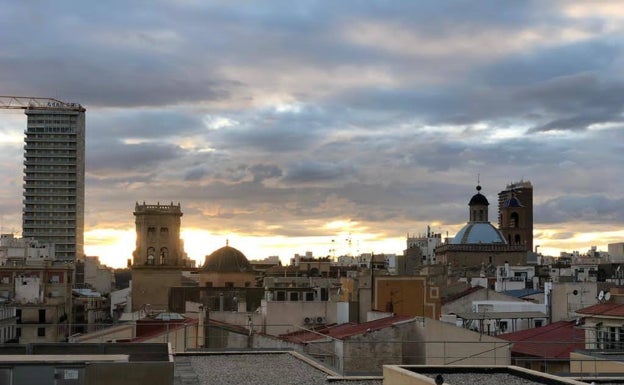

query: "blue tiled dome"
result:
(451, 223), (507, 245)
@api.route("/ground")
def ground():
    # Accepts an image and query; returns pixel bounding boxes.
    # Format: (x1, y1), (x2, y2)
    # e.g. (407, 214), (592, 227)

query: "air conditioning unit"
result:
(304, 317), (313, 325)
(316, 316), (326, 324)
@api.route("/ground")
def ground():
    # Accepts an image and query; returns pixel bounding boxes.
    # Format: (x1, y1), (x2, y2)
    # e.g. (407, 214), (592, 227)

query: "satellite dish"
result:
(605, 292), (612, 301)
(598, 291), (605, 301)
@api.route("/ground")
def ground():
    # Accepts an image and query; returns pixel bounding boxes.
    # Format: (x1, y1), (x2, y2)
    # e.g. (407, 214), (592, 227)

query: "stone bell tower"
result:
(132, 202), (185, 267)
(131, 202), (187, 312)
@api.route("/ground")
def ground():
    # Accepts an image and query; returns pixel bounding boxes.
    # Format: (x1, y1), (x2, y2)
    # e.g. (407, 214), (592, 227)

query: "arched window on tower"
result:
(147, 227), (156, 242)
(147, 247), (156, 265)
(510, 212), (519, 228)
(160, 247), (169, 265)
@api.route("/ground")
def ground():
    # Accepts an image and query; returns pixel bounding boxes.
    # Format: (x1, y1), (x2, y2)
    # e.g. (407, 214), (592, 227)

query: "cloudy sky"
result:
(1, 1), (624, 268)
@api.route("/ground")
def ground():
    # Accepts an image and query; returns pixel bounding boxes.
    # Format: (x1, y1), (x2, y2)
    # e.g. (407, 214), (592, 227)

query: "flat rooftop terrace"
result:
(174, 352), (382, 385)
(385, 365), (593, 385)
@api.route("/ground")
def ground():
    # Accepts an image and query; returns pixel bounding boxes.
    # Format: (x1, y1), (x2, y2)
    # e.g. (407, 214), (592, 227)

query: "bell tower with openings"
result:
(132, 202), (185, 267)
(498, 180), (533, 252)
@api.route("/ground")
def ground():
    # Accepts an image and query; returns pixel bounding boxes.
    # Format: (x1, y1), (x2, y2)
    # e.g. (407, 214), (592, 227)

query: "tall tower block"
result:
(132, 202), (185, 266)
(497, 180), (533, 252)
(23, 104), (86, 261)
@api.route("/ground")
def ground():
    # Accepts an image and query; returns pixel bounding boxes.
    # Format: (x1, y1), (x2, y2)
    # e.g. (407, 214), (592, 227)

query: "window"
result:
(225, 282), (234, 288)
(289, 292), (299, 301)
(37, 327), (45, 337)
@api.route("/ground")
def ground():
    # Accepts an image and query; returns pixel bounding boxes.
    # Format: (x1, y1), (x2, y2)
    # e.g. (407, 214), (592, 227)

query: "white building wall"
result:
(14, 277), (42, 304)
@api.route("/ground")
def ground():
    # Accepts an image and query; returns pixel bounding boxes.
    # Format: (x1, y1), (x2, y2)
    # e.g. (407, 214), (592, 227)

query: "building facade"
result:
(0, 262), (74, 343)
(0, 234), (55, 265)
(23, 104), (86, 261)
(435, 185), (526, 271)
(131, 202), (191, 312)
(132, 202), (186, 267)
(498, 180), (533, 252)
(406, 226), (442, 266)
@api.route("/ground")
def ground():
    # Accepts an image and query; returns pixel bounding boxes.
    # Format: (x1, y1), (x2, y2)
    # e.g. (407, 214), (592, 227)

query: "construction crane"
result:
(0, 95), (84, 111)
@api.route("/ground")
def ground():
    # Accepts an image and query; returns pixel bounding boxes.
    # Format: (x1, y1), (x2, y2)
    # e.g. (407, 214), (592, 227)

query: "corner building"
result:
(23, 104), (86, 261)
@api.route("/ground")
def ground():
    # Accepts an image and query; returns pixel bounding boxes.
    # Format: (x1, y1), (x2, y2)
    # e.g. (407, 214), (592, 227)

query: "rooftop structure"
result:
(383, 365), (588, 385)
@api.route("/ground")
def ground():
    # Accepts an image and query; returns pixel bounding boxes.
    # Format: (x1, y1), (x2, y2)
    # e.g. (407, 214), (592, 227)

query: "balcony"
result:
(23, 175), (77, 182)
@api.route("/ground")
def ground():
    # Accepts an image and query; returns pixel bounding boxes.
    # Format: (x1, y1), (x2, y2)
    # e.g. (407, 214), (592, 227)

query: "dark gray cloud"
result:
(283, 161), (355, 184)
(249, 164), (282, 183)
(537, 195), (624, 224)
(88, 141), (185, 172)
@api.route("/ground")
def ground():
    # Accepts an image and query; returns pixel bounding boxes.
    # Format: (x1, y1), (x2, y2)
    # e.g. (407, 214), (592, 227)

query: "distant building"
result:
(0, 234), (55, 265)
(406, 226), (442, 265)
(75, 256), (115, 294)
(199, 243), (256, 288)
(0, 261), (73, 343)
(280, 315), (510, 375)
(132, 202), (187, 267)
(131, 202), (191, 312)
(498, 320), (585, 374)
(22, 103), (86, 261)
(0, 304), (17, 343)
(374, 275), (441, 319)
(498, 180), (533, 252)
(72, 287), (108, 334)
(435, 184), (526, 272)
(608, 242), (624, 261)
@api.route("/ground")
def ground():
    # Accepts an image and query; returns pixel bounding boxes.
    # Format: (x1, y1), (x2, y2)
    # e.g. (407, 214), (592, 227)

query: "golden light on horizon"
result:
(84, 228), (135, 268)
(83, 222), (623, 270)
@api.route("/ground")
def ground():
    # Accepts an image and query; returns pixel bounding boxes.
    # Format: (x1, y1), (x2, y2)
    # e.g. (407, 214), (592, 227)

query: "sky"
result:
(1, 1), (624, 268)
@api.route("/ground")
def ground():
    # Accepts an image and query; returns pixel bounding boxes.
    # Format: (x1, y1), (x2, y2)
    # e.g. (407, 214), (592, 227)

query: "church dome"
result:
(468, 185), (489, 206)
(451, 223), (507, 245)
(201, 245), (254, 273)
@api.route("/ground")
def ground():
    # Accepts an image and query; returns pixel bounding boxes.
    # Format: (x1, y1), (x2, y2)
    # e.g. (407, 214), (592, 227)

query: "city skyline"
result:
(1, 2), (624, 267)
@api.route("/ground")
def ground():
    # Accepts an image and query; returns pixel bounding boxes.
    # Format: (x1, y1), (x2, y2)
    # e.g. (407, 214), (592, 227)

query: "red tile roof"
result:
(497, 320), (585, 359)
(280, 315), (413, 343)
(576, 302), (624, 317)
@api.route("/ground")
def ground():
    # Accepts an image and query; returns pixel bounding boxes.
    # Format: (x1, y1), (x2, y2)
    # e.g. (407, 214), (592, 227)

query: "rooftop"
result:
(280, 315), (413, 343)
(175, 352), (382, 385)
(497, 320), (585, 359)
(385, 365), (589, 385)
(576, 302), (624, 317)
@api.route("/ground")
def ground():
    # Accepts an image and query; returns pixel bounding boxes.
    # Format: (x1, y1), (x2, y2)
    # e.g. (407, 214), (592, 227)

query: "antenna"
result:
(605, 292), (612, 301)
(598, 290), (605, 301)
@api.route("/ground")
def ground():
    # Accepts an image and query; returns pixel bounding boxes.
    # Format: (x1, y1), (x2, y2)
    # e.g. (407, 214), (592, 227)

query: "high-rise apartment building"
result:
(22, 103), (85, 261)
(497, 180), (533, 253)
